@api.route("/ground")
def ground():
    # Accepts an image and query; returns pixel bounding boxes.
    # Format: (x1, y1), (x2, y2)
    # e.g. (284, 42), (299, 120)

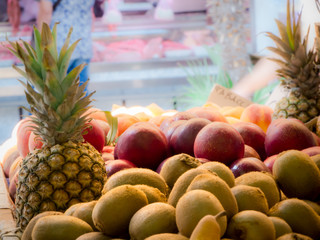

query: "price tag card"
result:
(207, 84), (253, 107)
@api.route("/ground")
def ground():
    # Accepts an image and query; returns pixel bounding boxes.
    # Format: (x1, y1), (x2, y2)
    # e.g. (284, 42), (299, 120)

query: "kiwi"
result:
(64, 202), (86, 216)
(103, 168), (169, 196)
(311, 154), (320, 170)
(21, 211), (63, 240)
(231, 185), (269, 213)
(72, 201), (97, 230)
(159, 153), (201, 189)
(268, 216), (292, 238)
(129, 202), (177, 240)
(187, 173), (238, 219)
(145, 233), (188, 240)
(175, 189), (227, 238)
(268, 198), (320, 239)
(197, 161), (235, 187)
(31, 215), (93, 240)
(226, 210), (276, 240)
(276, 233), (313, 240)
(235, 171), (280, 208)
(76, 232), (113, 240)
(133, 184), (167, 203)
(92, 184), (148, 237)
(303, 200), (320, 215)
(273, 150), (320, 200)
(168, 168), (213, 207)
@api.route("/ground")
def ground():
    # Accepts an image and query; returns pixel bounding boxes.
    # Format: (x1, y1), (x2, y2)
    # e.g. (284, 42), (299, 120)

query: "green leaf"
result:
(104, 111), (118, 145)
(61, 63), (85, 90)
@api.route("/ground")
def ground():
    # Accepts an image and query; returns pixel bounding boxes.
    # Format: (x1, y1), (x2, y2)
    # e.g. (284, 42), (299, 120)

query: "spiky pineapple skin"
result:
(15, 141), (106, 229)
(273, 92), (320, 123)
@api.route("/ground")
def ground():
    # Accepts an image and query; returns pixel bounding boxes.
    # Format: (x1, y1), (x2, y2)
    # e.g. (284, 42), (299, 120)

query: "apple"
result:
(82, 119), (105, 152)
(229, 157), (271, 178)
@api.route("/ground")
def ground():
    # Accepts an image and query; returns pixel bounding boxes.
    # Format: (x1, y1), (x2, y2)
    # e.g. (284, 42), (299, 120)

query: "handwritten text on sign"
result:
(207, 84), (252, 107)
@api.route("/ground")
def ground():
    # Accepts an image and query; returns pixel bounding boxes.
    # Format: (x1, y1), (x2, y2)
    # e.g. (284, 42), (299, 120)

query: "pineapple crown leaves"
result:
(5, 22), (95, 145)
(265, 0), (320, 97)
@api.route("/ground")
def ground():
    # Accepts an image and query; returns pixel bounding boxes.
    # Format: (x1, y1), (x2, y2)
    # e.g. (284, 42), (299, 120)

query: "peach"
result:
(159, 111), (196, 132)
(95, 119), (110, 137)
(220, 106), (245, 119)
(148, 115), (170, 127)
(240, 104), (273, 132)
(263, 154), (278, 173)
(186, 107), (227, 122)
(265, 118), (317, 157)
(16, 117), (35, 158)
(162, 120), (187, 143)
(169, 118), (211, 156)
(28, 132), (43, 152)
(302, 146), (320, 157)
(194, 122), (245, 165)
(83, 107), (108, 122)
(232, 121), (267, 160)
(2, 145), (20, 178)
(115, 122), (169, 170)
(9, 171), (18, 200)
(115, 114), (140, 137)
(226, 116), (242, 124)
(82, 119), (105, 152)
(243, 145), (261, 160)
(8, 156), (22, 180)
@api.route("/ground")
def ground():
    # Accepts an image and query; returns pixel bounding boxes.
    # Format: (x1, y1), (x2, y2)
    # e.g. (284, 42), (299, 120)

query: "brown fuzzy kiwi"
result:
(268, 198), (320, 239)
(168, 168), (213, 207)
(31, 215), (93, 240)
(145, 233), (189, 240)
(21, 211), (63, 240)
(159, 153), (201, 189)
(129, 202), (178, 240)
(273, 150), (320, 200)
(226, 210), (276, 240)
(235, 171), (280, 208)
(92, 184), (148, 237)
(311, 154), (320, 170)
(231, 185), (269, 213)
(72, 201), (97, 230)
(186, 173), (238, 219)
(303, 200), (320, 215)
(133, 184), (167, 203)
(103, 168), (169, 196)
(268, 216), (292, 238)
(64, 202), (86, 216)
(197, 161), (235, 187)
(175, 189), (227, 238)
(76, 232), (113, 240)
(276, 233), (313, 240)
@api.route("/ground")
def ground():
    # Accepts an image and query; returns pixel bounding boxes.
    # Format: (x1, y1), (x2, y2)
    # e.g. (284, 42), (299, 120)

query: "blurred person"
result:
(36, 0), (96, 95)
(232, 0), (319, 99)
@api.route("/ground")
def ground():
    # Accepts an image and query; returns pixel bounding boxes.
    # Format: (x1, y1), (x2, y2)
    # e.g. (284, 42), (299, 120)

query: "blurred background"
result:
(0, 0), (303, 144)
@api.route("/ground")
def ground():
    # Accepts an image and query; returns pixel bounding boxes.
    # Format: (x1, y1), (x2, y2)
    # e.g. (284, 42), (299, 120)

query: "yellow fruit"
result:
(273, 150), (320, 200)
(268, 216), (292, 238)
(235, 171), (280, 208)
(31, 215), (93, 240)
(92, 185), (148, 237)
(231, 185), (269, 213)
(168, 168), (213, 207)
(21, 211), (63, 240)
(190, 211), (226, 240)
(187, 173), (238, 219)
(176, 189), (227, 238)
(159, 153), (201, 189)
(197, 161), (235, 187)
(129, 202), (177, 240)
(226, 210), (276, 240)
(268, 198), (320, 239)
(103, 168), (169, 196)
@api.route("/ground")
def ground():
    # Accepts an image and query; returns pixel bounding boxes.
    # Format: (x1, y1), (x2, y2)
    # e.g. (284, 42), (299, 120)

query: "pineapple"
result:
(6, 23), (107, 229)
(266, 0), (320, 123)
